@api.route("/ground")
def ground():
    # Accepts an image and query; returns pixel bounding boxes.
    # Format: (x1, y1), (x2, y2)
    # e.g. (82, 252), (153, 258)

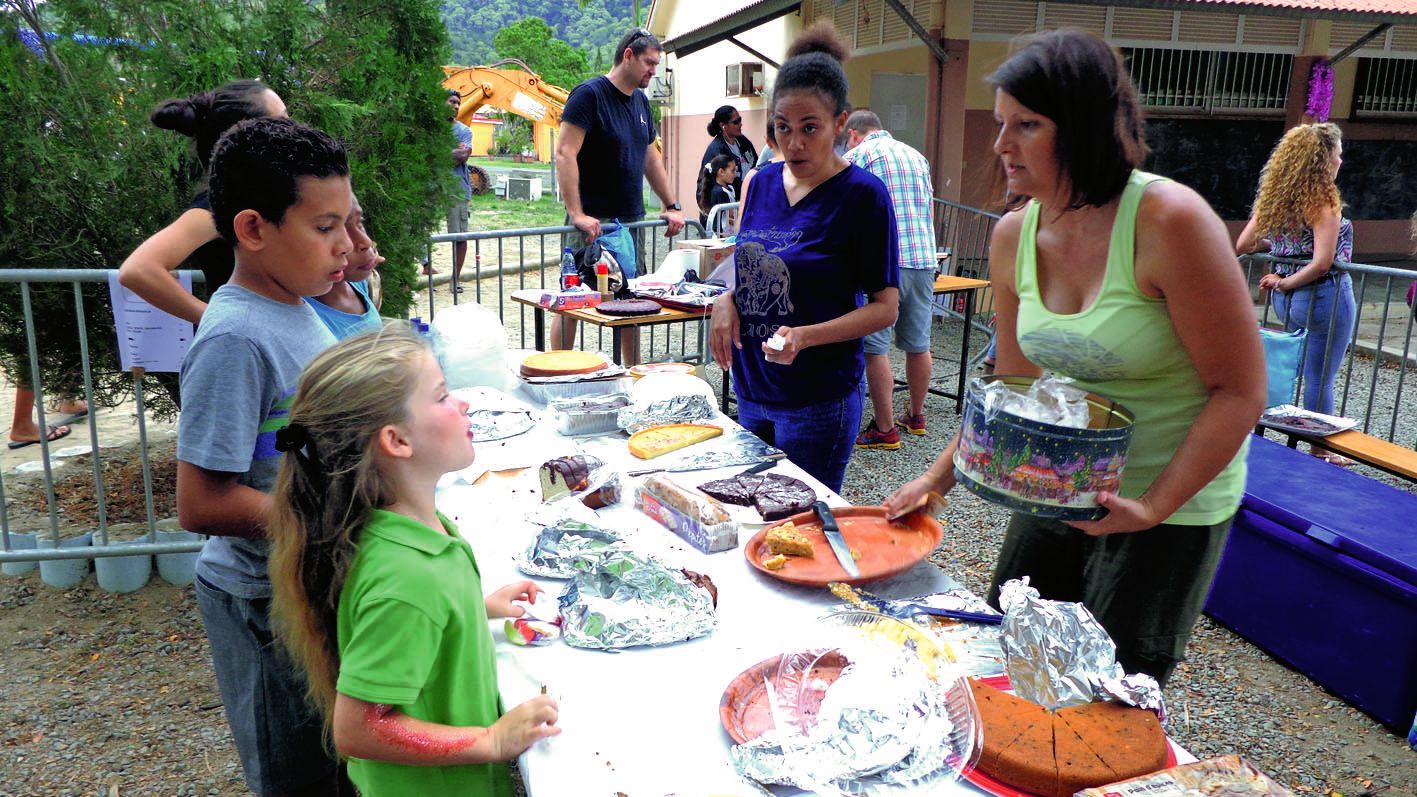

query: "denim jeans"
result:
(735, 382), (865, 494)
(1272, 272), (1356, 415)
(195, 575), (342, 796)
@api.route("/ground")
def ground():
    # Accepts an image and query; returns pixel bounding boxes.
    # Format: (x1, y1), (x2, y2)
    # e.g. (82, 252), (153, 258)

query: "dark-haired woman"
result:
(884, 29), (1265, 685)
(118, 80), (286, 324)
(709, 22), (899, 494)
(699, 104), (757, 197)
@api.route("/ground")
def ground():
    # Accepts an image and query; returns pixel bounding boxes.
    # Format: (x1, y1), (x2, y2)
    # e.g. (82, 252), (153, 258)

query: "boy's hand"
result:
(490, 695), (560, 760)
(485, 580), (544, 619)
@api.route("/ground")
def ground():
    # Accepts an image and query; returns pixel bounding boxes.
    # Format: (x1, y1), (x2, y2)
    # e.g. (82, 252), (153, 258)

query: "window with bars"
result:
(1354, 57), (1417, 116)
(1123, 47), (1293, 114)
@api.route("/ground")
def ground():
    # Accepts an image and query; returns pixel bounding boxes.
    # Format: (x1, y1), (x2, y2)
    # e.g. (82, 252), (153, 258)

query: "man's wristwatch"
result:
(666, 202), (682, 211)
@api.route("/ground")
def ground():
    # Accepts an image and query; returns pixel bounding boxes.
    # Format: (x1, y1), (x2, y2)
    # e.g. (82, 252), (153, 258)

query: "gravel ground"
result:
(2, 279), (1415, 794)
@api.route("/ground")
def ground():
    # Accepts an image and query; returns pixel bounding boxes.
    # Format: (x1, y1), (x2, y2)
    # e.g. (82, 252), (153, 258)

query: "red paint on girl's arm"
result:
(362, 703), (489, 761)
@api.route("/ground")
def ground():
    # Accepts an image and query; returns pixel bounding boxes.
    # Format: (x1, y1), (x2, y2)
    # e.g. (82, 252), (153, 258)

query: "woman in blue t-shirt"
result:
(709, 22), (900, 493)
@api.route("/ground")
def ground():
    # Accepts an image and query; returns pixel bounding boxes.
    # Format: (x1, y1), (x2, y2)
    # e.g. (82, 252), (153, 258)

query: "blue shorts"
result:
(196, 575), (340, 796)
(735, 382), (865, 494)
(865, 267), (935, 355)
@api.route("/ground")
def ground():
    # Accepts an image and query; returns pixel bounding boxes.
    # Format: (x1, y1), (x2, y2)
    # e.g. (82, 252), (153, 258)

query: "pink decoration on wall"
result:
(1306, 58), (1334, 122)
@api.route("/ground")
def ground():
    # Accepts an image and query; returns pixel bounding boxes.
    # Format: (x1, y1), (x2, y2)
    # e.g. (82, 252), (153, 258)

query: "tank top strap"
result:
(1103, 170), (1168, 296)
(1015, 199), (1044, 292)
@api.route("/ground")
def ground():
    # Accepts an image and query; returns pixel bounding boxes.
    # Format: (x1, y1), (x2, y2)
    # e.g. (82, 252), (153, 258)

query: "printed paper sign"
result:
(107, 271), (194, 372)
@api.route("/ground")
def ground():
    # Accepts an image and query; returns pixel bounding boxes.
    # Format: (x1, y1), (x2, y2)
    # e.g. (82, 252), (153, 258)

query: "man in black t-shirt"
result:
(553, 27), (685, 364)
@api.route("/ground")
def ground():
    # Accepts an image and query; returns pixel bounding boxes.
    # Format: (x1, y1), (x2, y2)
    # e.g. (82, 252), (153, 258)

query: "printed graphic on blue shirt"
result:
(734, 241), (795, 336)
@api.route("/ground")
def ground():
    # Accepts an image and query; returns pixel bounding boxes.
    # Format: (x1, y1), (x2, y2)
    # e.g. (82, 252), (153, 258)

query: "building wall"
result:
(650, 1), (801, 219)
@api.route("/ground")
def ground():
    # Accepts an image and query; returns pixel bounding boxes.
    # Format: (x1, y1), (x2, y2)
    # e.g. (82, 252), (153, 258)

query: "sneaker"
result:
(855, 420), (901, 450)
(895, 412), (927, 436)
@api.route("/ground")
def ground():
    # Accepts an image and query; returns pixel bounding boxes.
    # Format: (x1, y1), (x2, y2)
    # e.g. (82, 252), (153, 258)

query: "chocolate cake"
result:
(596, 298), (661, 316)
(699, 472), (816, 520)
(539, 455), (618, 508)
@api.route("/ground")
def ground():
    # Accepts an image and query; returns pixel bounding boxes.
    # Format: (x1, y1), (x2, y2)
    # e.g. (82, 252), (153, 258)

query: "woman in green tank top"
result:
(885, 30), (1266, 685)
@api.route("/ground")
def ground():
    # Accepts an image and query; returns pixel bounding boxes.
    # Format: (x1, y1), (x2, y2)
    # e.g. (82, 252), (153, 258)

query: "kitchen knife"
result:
(814, 501), (860, 578)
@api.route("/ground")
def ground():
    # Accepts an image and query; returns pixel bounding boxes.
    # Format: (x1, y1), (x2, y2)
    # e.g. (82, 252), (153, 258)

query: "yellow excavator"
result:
(442, 60), (569, 194)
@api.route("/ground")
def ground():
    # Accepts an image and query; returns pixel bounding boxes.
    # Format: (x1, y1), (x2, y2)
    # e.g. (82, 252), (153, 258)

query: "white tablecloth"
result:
(438, 412), (969, 796)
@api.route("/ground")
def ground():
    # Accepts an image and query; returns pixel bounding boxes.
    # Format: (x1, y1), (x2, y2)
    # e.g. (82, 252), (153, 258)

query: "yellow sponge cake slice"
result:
(627, 423), (723, 459)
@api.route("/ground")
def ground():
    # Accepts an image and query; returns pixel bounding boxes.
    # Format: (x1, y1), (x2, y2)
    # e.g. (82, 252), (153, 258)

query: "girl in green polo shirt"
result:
(268, 325), (560, 796)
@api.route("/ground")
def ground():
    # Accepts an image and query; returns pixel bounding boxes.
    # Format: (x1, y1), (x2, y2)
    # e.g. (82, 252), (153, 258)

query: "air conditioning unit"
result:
(648, 73), (674, 100)
(725, 62), (764, 98)
(506, 176), (543, 201)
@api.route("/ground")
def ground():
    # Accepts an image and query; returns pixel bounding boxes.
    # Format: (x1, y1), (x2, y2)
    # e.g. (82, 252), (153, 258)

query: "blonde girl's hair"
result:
(1250, 122), (1344, 239)
(269, 322), (428, 729)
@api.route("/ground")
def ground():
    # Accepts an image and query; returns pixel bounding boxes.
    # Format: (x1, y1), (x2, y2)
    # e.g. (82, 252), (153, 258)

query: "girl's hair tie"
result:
(274, 423), (310, 453)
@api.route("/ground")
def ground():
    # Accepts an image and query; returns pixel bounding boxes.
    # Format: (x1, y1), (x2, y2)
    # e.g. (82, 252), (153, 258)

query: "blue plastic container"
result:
(953, 375), (1134, 521)
(1205, 434), (1417, 732)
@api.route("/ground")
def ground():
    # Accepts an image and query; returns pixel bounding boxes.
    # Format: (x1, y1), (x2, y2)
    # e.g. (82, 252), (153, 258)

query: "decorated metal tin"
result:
(953, 375), (1135, 521)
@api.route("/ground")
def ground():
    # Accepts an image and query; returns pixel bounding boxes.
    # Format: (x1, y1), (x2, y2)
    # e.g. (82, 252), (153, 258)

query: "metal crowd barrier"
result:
(420, 217), (711, 362)
(0, 269), (204, 564)
(1242, 253), (1417, 445)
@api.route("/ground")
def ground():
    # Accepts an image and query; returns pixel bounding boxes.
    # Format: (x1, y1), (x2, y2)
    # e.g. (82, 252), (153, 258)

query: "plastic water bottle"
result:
(559, 247), (578, 291)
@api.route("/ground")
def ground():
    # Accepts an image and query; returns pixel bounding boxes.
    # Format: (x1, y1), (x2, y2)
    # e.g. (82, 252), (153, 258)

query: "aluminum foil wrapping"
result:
(997, 578), (1165, 716)
(617, 393), (717, 433)
(980, 372), (1090, 429)
(730, 647), (974, 793)
(556, 548), (717, 650)
(513, 522), (623, 579)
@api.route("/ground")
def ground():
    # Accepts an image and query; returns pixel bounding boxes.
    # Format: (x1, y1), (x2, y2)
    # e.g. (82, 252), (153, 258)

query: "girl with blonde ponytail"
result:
(269, 324), (559, 797)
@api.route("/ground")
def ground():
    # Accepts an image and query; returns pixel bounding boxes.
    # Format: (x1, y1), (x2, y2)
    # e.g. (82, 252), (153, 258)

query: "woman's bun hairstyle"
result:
(786, 20), (850, 62)
(149, 79), (274, 169)
(773, 21), (851, 116)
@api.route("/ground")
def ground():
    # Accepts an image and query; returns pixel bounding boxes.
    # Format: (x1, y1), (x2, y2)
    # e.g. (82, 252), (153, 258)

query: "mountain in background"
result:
(442, 0), (638, 68)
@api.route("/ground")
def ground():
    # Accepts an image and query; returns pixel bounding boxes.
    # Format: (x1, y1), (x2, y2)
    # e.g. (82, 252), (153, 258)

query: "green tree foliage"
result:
(493, 17), (588, 89)
(442, 0), (633, 70)
(0, 0), (452, 415)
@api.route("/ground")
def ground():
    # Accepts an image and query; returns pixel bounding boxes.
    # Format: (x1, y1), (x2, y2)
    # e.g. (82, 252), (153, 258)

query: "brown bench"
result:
(1259, 426), (1417, 482)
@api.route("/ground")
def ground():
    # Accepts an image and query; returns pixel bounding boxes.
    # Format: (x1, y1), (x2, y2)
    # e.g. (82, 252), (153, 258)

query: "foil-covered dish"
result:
(998, 578), (1164, 715)
(454, 386), (537, 442)
(513, 521), (623, 579)
(557, 548), (717, 650)
(729, 610), (980, 794)
(617, 392), (717, 434)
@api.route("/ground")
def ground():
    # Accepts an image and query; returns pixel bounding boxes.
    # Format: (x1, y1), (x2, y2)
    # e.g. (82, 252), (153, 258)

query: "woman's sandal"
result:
(1321, 453), (1357, 467)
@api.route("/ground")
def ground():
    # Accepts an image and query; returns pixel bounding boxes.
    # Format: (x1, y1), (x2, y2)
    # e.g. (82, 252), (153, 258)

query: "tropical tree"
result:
(493, 17), (589, 89)
(0, 0), (452, 415)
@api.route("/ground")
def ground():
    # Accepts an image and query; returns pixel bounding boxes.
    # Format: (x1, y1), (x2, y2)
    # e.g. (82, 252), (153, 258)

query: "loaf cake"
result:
(520, 350), (608, 377)
(539, 455), (618, 508)
(698, 472), (815, 520)
(627, 423), (723, 459)
(968, 678), (1168, 797)
(764, 521), (815, 558)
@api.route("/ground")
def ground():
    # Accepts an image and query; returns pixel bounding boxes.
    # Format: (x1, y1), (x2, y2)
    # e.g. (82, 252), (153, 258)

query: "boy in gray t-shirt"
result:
(176, 118), (351, 797)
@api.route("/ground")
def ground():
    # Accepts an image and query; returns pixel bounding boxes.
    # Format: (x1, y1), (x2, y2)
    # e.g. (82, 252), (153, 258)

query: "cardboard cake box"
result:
(675, 238), (734, 275)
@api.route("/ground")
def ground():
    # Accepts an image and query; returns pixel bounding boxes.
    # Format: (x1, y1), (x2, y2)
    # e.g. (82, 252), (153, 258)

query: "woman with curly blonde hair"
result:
(1237, 123), (1356, 445)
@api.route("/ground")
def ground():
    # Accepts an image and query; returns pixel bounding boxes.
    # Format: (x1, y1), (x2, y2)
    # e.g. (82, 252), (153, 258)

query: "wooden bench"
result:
(1259, 426), (1417, 482)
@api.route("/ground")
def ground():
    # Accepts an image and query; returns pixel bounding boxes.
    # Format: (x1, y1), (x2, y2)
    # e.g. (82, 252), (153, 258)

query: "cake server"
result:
(813, 501), (860, 578)
(830, 582), (1003, 625)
